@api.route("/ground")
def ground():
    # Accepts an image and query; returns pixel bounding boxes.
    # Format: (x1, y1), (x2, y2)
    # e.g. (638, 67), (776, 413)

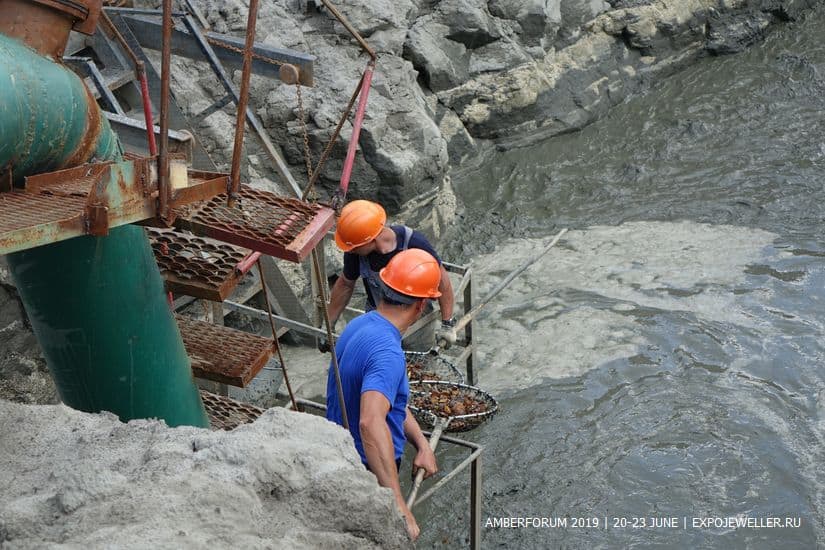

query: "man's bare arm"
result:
(403, 408), (437, 478)
(437, 265), (454, 321)
(361, 390), (420, 540)
(327, 275), (357, 326)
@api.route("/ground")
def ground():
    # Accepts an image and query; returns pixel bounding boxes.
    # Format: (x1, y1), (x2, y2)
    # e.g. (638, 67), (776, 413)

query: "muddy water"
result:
(415, 7), (825, 548)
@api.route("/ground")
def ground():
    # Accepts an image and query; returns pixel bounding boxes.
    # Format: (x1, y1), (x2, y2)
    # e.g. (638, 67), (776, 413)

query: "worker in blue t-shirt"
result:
(326, 248), (441, 542)
(321, 200), (457, 351)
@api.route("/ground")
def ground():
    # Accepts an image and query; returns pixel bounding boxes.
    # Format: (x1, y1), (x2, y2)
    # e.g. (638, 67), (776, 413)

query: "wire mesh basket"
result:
(405, 350), (465, 384)
(408, 381), (498, 432)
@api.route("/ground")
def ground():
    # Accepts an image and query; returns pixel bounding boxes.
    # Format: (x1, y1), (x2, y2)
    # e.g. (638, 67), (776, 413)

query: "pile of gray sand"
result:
(0, 400), (408, 549)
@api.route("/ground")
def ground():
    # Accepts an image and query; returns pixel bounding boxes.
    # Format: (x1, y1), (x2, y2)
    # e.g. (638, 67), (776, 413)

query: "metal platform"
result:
(148, 227), (249, 301)
(200, 390), (264, 430)
(174, 185), (335, 263)
(0, 158), (227, 255)
(176, 314), (275, 387)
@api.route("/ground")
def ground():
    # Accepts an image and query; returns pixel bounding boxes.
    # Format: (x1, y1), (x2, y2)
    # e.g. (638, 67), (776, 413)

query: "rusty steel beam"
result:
(227, 0), (259, 208)
(157, 0), (173, 221)
(112, 11), (315, 85)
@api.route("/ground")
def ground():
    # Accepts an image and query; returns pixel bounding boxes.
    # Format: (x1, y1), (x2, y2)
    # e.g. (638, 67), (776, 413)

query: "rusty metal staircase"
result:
(144, 187), (333, 390)
(0, 2), (334, 398)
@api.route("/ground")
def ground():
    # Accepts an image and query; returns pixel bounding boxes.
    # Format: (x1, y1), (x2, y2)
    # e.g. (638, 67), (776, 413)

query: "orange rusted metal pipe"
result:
(227, 0), (260, 208)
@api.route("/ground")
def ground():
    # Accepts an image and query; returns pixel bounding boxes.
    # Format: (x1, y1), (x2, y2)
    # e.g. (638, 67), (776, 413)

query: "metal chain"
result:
(205, 35), (284, 67)
(300, 69), (366, 201)
(295, 80), (316, 200)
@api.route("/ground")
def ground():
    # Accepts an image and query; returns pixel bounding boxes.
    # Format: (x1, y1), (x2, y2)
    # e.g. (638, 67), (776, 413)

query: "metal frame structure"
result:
(64, 5), (324, 334)
(45, 3), (485, 545)
(74, 6), (312, 197)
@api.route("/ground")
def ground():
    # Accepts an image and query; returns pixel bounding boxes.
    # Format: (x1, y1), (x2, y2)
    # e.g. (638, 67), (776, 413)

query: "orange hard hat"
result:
(334, 200), (387, 251)
(379, 248), (442, 300)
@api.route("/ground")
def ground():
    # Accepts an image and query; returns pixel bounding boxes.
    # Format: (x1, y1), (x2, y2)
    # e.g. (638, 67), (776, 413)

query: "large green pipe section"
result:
(0, 33), (121, 184)
(0, 32), (208, 427)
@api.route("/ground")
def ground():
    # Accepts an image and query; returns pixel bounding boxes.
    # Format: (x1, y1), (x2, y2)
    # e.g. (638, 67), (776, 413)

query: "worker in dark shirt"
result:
(322, 200), (456, 350)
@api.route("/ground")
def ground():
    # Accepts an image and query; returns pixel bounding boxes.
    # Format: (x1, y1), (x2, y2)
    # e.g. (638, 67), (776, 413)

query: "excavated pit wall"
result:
(137, 0), (823, 211)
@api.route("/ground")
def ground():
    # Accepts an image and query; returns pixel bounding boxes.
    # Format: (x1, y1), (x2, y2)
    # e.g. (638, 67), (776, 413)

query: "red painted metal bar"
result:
(235, 251), (261, 274)
(331, 60), (375, 211)
(227, 0), (260, 208)
(300, 70), (365, 201)
(99, 11), (157, 157)
(138, 64), (158, 156)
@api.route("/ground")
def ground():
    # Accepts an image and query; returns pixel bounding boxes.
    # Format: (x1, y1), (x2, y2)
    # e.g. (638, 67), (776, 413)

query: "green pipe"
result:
(0, 33), (120, 183)
(1, 33), (208, 427)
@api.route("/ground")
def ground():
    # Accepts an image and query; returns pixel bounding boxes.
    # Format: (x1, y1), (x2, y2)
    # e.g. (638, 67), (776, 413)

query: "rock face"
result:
(0, 399), (409, 549)
(0, 262), (57, 406)
(146, 0), (822, 209)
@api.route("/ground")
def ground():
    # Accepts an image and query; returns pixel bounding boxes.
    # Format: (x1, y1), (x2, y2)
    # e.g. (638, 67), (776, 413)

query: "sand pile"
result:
(0, 400), (408, 549)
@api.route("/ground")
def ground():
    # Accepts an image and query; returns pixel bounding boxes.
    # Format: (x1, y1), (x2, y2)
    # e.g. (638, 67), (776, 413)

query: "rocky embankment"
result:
(0, 261), (57, 405)
(162, 0), (822, 210)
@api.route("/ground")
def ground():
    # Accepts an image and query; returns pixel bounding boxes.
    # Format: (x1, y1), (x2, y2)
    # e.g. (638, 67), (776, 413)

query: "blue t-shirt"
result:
(342, 225), (441, 309)
(326, 311), (409, 463)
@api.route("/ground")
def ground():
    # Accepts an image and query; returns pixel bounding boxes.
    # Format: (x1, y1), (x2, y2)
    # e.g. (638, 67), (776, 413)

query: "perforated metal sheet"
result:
(0, 192), (86, 232)
(176, 314), (275, 387)
(148, 228), (249, 301)
(0, 192), (87, 253)
(0, 158), (228, 255)
(200, 390), (264, 430)
(174, 186), (335, 263)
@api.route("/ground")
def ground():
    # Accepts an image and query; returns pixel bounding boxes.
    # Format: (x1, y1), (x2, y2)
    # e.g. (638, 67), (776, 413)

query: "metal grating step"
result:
(176, 314), (275, 387)
(200, 390), (264, 431)
(148, 227), (249, 301)
(0, 159), (228, 255)
(173, 185), (335, 263)
(0, 192), (89, 250)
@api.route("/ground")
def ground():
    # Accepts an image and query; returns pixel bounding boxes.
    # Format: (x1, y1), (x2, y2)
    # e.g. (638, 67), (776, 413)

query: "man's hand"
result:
(412, 444), (438, 480)
(402, 504), (420, 541)
(436, 317), (457, 349)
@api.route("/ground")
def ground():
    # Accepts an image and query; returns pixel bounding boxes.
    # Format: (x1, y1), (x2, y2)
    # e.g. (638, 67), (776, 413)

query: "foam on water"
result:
(469, 221), (785, 392)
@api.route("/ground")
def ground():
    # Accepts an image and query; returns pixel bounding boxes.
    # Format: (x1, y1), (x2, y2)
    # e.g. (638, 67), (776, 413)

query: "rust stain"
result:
(116, 169), (128, 196)
(0, 0), (73, 58)
(85, 204), (109, 236)
(62, 85), (102, 169)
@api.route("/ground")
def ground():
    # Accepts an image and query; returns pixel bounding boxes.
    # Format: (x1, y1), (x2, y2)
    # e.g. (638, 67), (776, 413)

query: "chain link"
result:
(295, 80), (316, 201)
(205, 35), (284, 68)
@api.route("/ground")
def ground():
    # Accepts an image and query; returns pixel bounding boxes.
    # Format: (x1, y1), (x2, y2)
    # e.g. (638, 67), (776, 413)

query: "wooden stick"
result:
(406, 417), (450, 507)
